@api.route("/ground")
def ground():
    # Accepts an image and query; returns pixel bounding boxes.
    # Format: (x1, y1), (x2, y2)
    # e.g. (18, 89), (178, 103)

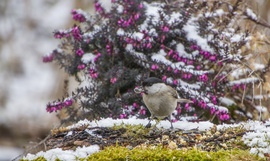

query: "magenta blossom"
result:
(110, 77), (117, 83)
(76, 49), (84, 56)
(173, 80), (178, 85)
(210, 107), (216, 114)
(133, 103), (139, 108)
(185, 103), (190, 111)
(77, 64), (85, 69)
(71, 26), (82, 41)
(89, 68), (98, 79)
(139, 107), (146, 115)
(151, 64), (158, 70)
(168, 49), (174, 56)
(43, 53), (54, 63)
(46, 99), (73, 113)
(71, 9), (86, 22)
(119, 114), (127, 119)
(162, 76), (167, 82)
(199, 74), (208, 82)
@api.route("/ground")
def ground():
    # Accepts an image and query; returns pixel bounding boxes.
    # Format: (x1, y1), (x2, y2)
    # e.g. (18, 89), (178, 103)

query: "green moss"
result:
(86, 145), (266, 161)
(20, 156), (46, 161)
(110, 123), (151, 139)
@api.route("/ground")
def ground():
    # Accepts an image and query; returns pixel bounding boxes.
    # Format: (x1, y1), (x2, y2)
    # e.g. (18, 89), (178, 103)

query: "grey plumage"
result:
(139, 77), (192, 129)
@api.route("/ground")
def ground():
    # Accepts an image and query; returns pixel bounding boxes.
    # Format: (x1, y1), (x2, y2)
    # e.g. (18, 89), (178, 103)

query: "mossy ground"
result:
(22, 146), (265, 161)
(87, 145), (265, 161)
(21, 124), (268, 161)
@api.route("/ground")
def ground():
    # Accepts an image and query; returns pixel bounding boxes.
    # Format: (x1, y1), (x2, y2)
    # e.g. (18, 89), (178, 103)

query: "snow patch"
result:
(23, 145), (100, 161)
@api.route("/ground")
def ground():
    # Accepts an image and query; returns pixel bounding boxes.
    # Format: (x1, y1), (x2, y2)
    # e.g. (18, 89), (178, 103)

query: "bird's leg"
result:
(145, 115), (153, 128)
(168, 115), (174, 129)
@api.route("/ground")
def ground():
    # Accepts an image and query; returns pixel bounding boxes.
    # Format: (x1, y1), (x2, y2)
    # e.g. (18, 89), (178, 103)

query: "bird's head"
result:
(134, 77), (164, 95)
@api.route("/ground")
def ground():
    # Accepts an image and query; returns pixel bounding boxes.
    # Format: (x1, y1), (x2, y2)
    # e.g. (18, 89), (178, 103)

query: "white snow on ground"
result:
(67, 117), (214, 131)
(23, 117), (270, 160)
(24, 145), (100, 161)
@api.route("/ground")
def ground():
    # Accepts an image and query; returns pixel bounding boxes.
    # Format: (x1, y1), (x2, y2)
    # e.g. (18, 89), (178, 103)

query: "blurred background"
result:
(0, 0), (94, 160)
(0, 0), (269, 160)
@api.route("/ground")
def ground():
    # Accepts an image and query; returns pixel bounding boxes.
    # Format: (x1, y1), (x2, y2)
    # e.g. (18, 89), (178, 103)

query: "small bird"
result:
(134, 77), (192, 129)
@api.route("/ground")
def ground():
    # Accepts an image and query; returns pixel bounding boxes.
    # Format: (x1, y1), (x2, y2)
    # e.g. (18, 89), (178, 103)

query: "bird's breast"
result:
(143, 93), (177, 117)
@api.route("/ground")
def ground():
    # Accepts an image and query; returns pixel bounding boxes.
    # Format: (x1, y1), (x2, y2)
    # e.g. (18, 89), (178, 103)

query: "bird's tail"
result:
(177, 98), (193, 103)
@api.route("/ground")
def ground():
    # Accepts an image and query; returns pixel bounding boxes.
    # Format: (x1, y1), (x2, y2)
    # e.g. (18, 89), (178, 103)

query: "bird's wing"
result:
(166, 85), (193, 103)
(166, 86), (179, 99)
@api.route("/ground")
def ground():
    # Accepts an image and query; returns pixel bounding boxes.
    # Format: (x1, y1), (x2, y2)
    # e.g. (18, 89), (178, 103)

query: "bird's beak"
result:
(134, 86), (144, 93)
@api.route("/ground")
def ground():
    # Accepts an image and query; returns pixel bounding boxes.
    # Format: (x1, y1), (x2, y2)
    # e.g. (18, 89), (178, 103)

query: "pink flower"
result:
(210, 107), (215, 114)
(199, 74), (208, 82)
(43, 53), (54, 63)
(134, 14), (140, 20)
(163, 26), (169, 32)
(139, 107), (146, 115)
(110, 77), (117, 83)
(187, 74), (192, 79)
(182, 58), (187, 63)
(133, 103), (138, 108)
(172, 54), (178, 59)
(71, 26), (82, 41)
(76, 49), (84, 56)
(217, 61), (223, 66)
(95, 2), (104, 13)
(77, 64), (86, 69)
(209, 55), (216, 62)
(94, 53), (101, 62)
(173, 80), (178, 85)
(185, 103), (190, 111)
(146, 42), (152, 48)
(212, 95), (217, 105)
(54, 32), (64, 39)
(161, 44), (165, 49)
(162, 76), (167, 82)
(187, 60), (193, 65)
(139, 3), (143, 9)
(72, 10), (86, 22)
(182, 73), (187, 79)
(172, 119), (178, 123)
(89, 68), (98, 79)
(190, 45), (199, 50)
(168, 50), (174, 56)
(191, 99), (196, 104)
(151, 64), (158, 70)
(64, 100), (73, 106)
(119, 114), (127, 119)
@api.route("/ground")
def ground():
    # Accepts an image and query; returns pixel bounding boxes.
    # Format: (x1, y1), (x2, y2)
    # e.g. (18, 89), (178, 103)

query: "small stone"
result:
(206, 131), (212, 136)
(126, 145), (133, 150)
(195, 134), (202, 140)
(215, 131), (220, 136)
(168, 141), (177, 150)
(74, 140), (84, 146)
(178, 138), (187, 145)
(162, 135), (169, 141)
(221, 143), (228, 148)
